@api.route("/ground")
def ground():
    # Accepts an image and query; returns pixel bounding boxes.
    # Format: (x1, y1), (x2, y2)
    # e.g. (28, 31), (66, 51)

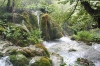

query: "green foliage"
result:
(90, 28), (100, 42)
(51, 10), (71, 25)
(73, 31), (94, 42)
(57, 0), (100, 5)
(3, 25), (29, 46)
(0, 21), (7, 34)
(0, 22), (42, 46)
(1, 13), (12, 21)
(28, 29), (42, 44)
(57, 0), (75, 4)
(38, 0), (54, 13)
(69, 7), (94, 33)
(72, 29), (100, 42)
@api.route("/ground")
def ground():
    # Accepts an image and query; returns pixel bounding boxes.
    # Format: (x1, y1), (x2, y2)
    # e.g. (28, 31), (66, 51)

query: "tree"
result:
(58, 0), (100, 28)
(6, 0), (11, 12)
(6, 0), (15, 12)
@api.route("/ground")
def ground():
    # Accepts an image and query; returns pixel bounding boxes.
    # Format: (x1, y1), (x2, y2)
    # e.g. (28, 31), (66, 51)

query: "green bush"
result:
(0, 22), (43, 46)
(28, 29), (42, 44)
(1, 13), (12, 22)
(73, 31), (94, 42)
(3, 25), (29, 46)
(90, 28), (100, 42)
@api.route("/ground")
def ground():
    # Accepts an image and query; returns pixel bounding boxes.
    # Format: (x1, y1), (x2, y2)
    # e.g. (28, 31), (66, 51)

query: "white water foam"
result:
(0, 56), (13, 66)
(43, 36), (100, 66)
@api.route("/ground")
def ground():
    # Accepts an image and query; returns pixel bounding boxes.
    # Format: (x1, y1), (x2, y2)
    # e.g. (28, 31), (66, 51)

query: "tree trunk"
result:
(6, 0), (11, 12)
(81, 1), (100, 28)
(12, 0), (15, 23)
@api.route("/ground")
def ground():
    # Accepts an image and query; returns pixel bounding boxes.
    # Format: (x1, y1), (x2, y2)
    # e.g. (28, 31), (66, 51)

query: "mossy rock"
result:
(30, 57), (51, 66)
(16, 11), (38, 30)
(10, 54), (29, 66)
(35, 44), (50, 57)
(17, 48), (35, 57)
(76, 58), (95, 66)
(9, 45), (49, 57)
(39, 57), (51, 66)
(41, 14), (63, 40)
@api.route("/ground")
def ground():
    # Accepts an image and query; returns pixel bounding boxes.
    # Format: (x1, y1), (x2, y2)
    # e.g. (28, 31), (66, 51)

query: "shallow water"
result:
(43, 36), (100, 66)
(0, 56), (13, 66)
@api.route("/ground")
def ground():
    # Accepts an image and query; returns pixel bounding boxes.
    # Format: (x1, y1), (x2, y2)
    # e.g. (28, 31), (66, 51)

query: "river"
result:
(43, 36), (100, 66)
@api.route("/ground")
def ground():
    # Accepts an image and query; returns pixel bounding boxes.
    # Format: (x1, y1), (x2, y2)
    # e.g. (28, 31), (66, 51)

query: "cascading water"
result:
(43, 36), (100, 66)
(0, 56), (13, 66)
(35, 11), (41, 30)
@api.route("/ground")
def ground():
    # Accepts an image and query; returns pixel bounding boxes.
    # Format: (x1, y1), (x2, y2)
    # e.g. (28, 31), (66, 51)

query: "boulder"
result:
(41, 14), (63, 40)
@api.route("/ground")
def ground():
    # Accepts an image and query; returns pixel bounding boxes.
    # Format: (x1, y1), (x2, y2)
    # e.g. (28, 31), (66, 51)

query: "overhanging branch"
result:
(66, 0), (79, 21)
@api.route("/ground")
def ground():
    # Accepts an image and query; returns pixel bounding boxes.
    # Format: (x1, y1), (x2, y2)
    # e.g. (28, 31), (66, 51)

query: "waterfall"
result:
(0, 56), (13, 66)
(43, 36), (100, 66)
(35, 11), (41, 30)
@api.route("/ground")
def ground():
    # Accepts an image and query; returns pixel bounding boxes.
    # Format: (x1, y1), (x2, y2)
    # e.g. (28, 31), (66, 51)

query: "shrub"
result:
(28, 29), (42, 44)
(73, 31), (94, 42)
(90, 28), (100, 42)
(3, 25), (29, 46)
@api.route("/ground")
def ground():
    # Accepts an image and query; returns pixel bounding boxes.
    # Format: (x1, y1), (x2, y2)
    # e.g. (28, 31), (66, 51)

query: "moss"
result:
(29, 13), (38, 29)
(21, 48), (35, 57)
(35, 44), (50, 57)
(41, 14), (62, 40)
(39, 57), (51, 66)
(10, 54), (29, 66)
(30, 57), (51, 66)
(0, 26), (5, 35)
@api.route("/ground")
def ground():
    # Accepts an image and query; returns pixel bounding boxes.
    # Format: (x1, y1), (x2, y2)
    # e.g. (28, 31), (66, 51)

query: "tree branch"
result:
(66, 0), (79, 21)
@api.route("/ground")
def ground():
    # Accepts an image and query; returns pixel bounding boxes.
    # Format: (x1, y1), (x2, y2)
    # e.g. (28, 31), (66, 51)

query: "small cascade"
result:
(35, 11), (41, 30)
(0, 56), (13, 66)
(28, 58), (35, 66)
(43, 36), (100, 66)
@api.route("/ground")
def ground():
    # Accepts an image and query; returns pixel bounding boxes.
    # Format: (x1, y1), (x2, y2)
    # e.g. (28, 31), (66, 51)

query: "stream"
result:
(43, 36), (100, 66)
(0, 56), (13, 66)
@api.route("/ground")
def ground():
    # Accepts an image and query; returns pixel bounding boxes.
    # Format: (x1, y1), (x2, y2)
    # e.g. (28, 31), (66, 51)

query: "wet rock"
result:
(76, 58), (95, 66)
(50, 52), (64, 66)
(14, 11), (38, 30)
(29, 57), (51, 66)
(9, 54), (29, 66)
(0, 40), (50, 58)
